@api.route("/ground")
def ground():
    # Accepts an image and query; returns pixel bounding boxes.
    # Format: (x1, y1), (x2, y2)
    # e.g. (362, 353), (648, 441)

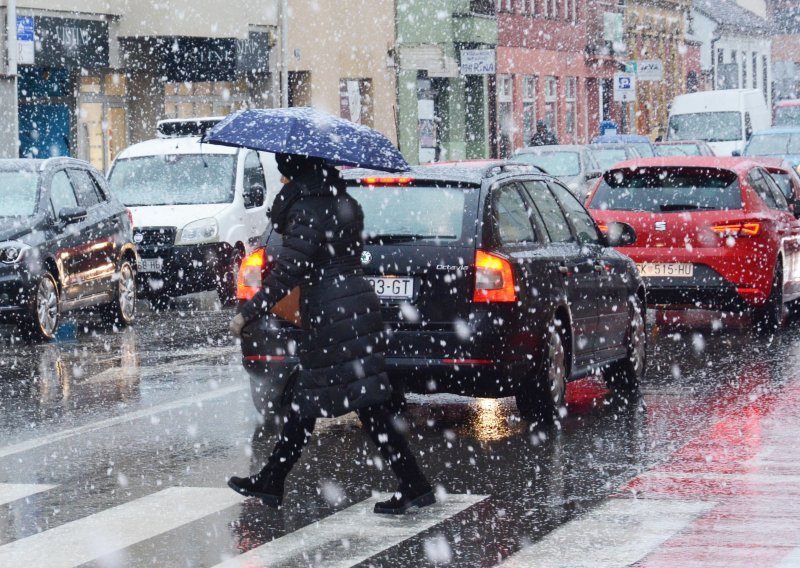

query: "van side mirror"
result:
(603, 221), (637, 247)
(732, 150), (742, 157)
(58, 207), (87, 224)
(244, 183), (265, 209)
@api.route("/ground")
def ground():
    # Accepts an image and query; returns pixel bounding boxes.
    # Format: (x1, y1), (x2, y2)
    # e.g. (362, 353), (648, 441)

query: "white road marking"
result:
(0, 487), (243, 568)
(498, 498), (716, 568)
(214, 493), (488, 568)
(0, 483), (56, 506)
(0, 383), (246, 459)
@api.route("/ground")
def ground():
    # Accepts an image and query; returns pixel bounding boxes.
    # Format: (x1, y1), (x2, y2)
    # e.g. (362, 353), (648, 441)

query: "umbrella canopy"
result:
(202, 107), (410, 172)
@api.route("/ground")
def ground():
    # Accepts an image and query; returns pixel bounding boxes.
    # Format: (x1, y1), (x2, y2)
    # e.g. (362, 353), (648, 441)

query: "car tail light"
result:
(360, 176), (414, 185)
(237, 248), (266, 301)
(711, 221), (761, 237)
(597, 223), (608, 234)
(473, 250), (516, 303)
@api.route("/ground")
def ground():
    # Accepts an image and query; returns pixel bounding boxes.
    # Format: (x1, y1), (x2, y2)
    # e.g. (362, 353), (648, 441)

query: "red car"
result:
(586, 157), (800, 329)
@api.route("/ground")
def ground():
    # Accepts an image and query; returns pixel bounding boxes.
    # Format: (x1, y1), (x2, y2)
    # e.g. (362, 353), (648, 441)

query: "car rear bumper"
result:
(640, 264), (769, 309)
(136, 242), (234, 297)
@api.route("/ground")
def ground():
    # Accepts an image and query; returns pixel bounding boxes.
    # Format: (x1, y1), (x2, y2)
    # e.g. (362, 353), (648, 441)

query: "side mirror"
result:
(244, 183), (265, 208)
(584, 170), (602, 181)
(604, 221), (637, 247)
(731, 150), (742, 157)
(58, 207), (87, 224)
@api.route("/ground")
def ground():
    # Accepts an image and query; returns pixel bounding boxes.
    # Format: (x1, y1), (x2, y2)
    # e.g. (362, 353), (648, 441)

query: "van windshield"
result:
(668, 112), (741, 142)
(108, 154), (236, 206)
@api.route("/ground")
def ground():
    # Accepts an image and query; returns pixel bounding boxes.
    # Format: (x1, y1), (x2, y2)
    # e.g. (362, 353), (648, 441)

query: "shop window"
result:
(339, 79), (374, 127)
(564, 0), (576, 21)
(288, 71), (312, 107)
(763, 55), (769, 102)
(742, 57), (747, 89)
(496, 0), (512, 11)
(544, 0), (558, 18)
(565, 77), (576, 135)
(752, 52), (758, 89)
(544, 76), (558, 134)
(523, 76), (536, 146)
(498, 75), (513, 158)
(164, 80), (248, 119)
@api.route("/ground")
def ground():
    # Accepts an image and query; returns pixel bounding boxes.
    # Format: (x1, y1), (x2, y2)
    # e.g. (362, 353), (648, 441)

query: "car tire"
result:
(753, 259), (784, 334)
(603, 294), (646, 395)
(516, 320), (567, 424)
(218, 247), (243, 306)
(21, 272), (60, 341)
(104, 261), (137, 327)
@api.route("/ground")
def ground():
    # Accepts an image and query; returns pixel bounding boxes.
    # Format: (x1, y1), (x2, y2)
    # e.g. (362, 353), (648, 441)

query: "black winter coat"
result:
(239, 168), (392, 418)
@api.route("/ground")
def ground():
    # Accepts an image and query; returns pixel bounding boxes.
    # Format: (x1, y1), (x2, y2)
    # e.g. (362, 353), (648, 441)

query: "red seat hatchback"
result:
(587, 157), (800, 329)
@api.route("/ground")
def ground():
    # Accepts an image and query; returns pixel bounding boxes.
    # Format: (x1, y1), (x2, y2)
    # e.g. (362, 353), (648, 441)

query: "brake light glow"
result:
(361, 176), (414, 186)
(597, 223), (608, 234)
(711, 222), (761, 237)
(473, 250), (516, 303)
(237, 248), (266, 301)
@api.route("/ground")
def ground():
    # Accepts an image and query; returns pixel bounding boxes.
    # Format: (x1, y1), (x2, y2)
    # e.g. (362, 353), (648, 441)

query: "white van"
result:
(667, 89), (771, 156)
(107, 118), (281, 306)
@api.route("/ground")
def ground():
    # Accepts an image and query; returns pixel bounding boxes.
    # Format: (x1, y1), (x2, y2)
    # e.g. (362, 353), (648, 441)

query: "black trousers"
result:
(264, 401), (428, 490)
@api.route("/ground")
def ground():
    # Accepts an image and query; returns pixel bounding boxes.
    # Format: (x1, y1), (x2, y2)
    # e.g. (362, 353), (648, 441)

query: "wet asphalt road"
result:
(0, 294), (799, 567)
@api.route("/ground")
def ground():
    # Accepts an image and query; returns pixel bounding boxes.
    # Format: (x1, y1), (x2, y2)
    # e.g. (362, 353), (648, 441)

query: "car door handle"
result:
(593, 263), (605, 272)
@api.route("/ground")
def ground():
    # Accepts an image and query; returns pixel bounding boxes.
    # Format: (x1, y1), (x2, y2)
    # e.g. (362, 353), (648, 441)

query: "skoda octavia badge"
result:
(133, 232), (144, 244)
(361, 251), (372, 265)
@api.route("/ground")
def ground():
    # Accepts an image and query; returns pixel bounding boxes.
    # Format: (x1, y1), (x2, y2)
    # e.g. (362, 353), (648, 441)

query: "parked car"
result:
(585, 143), (641, 174)
(654, 140), (715, 157)
(107, 118), (281, 307)
(667, 89), (771, 156)
(0, 158), (138, 340)
(741, 127), (800, 168)
(513, 145), (601, 201)
(237, 162), (646, 422)
(592, 134), (656, 158)
(774, 99), (800, 127)
(587, 157), (800, 330)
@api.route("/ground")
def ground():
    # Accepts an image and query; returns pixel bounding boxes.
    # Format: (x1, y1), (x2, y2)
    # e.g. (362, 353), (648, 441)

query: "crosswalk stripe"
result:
(0, 383), (246, 460)
(0, 487), (243, 568)
(0, 483), (56, 506)
(498, 498), (716, 568)
(213, 493), (488, 568)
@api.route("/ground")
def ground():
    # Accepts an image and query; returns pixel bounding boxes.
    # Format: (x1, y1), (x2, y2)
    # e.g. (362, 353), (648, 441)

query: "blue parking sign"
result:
(613, 72), (636, 102)
(16, 16), (34, 42)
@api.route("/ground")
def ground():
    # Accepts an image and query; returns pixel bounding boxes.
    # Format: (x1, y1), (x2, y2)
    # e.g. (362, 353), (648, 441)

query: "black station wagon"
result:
(0, 158), (138, 340)
(237, 162), (646, 422)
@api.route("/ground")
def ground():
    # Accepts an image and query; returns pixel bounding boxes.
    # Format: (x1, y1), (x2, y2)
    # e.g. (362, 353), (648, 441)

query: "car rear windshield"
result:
(744, 133), (800, 156)
(668, 112), (741, 142)
(349, 184), (474, 243)
(514, 151), (581, 176)
(587, 148), (630, 170)
(775, 106), (800, 127)
(0, 171), (39, 216)
(630, 143), (655, 157)
(108, 154), (236, 206)
(590, 167), (742, 212)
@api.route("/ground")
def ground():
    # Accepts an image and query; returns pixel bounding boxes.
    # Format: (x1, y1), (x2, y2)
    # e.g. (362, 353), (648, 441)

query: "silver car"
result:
(513, 145), (600, 202)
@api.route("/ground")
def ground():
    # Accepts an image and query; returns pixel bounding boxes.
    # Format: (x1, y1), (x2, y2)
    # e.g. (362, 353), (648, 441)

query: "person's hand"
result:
(230, 313), (247, 337)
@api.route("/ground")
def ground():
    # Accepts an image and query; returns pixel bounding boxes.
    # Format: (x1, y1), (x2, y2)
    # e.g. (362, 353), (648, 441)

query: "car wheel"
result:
(22, 272), (60, 341)
(516, 320), (567, 424)
(753, 259), (784, 334)
(603, 294), (646, 395)
(218, 247), (243, 306)
(105, 261), (137, 326)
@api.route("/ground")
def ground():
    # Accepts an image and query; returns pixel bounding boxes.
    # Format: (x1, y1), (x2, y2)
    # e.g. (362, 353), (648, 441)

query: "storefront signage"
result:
(163, 32), (271, 82)
(460, 49), (496, 76)
(627, 60), (663, 81)
(235, 32), (271, 74)
(16, 17), (35, 65)
(613, 72), (636, 102)
(33, 17), (109, 69)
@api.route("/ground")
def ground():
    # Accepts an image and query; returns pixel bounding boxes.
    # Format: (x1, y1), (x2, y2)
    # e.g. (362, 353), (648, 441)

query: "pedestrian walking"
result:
(529, 119), (559, 146)
(228, 152), (435, 515)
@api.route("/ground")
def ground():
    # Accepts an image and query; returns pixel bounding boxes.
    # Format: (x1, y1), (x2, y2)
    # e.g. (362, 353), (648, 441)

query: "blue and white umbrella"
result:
(202, 107), (410, 172)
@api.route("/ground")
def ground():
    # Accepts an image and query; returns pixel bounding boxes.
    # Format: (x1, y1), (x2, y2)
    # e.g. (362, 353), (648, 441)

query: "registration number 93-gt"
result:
(366, 277), (414, 299)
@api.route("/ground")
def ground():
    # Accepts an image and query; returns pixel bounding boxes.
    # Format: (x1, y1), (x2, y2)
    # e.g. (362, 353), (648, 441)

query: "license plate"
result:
(367, 277), (414, 299)
(636, 262), (694, 278)
(138, 257), (163, 273)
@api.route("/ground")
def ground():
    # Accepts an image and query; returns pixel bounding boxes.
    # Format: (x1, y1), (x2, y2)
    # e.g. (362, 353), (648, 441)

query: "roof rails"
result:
(481, 161), (548, 178)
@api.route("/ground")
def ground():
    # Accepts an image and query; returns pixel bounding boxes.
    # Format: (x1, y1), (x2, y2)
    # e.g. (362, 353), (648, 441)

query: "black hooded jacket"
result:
(239, 164), (391, 418)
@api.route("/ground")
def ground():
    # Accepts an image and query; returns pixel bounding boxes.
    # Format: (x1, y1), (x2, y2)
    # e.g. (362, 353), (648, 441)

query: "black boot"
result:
(227, 467), (286, 508)
(374, 479), (435, 515)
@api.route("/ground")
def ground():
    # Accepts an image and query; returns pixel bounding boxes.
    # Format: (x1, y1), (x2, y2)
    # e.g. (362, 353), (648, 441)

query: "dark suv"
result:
(238, 163), (646, 422)
(0, 158), (138, 340)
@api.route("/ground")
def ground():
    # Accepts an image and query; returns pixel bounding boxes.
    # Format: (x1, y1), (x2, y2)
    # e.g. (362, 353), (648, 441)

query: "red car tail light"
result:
(237, 248), (266, 301)
(711, 222), (761, 237)
(361, 176), (414, 185)
(473, 250), (516, 303)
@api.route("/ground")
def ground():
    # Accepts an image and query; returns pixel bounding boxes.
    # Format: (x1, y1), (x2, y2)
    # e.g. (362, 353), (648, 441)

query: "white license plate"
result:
(138, 258), (164, 273)
(367, 277), (414, 299)
(636, 262), (694, 278)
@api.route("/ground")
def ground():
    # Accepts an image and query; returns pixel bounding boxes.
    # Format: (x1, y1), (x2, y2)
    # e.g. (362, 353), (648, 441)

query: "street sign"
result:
(613, 72), (636, 102)
(460, 49), (496, 76)
(16, 16), (35, 65)
(637, 60), (663, 81)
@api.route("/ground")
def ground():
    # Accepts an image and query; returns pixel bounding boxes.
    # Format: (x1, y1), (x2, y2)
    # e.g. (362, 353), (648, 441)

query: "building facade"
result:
(284, 0), (397, 144)
(769, 0), (800, 101)
(0, 1), (279, 169)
